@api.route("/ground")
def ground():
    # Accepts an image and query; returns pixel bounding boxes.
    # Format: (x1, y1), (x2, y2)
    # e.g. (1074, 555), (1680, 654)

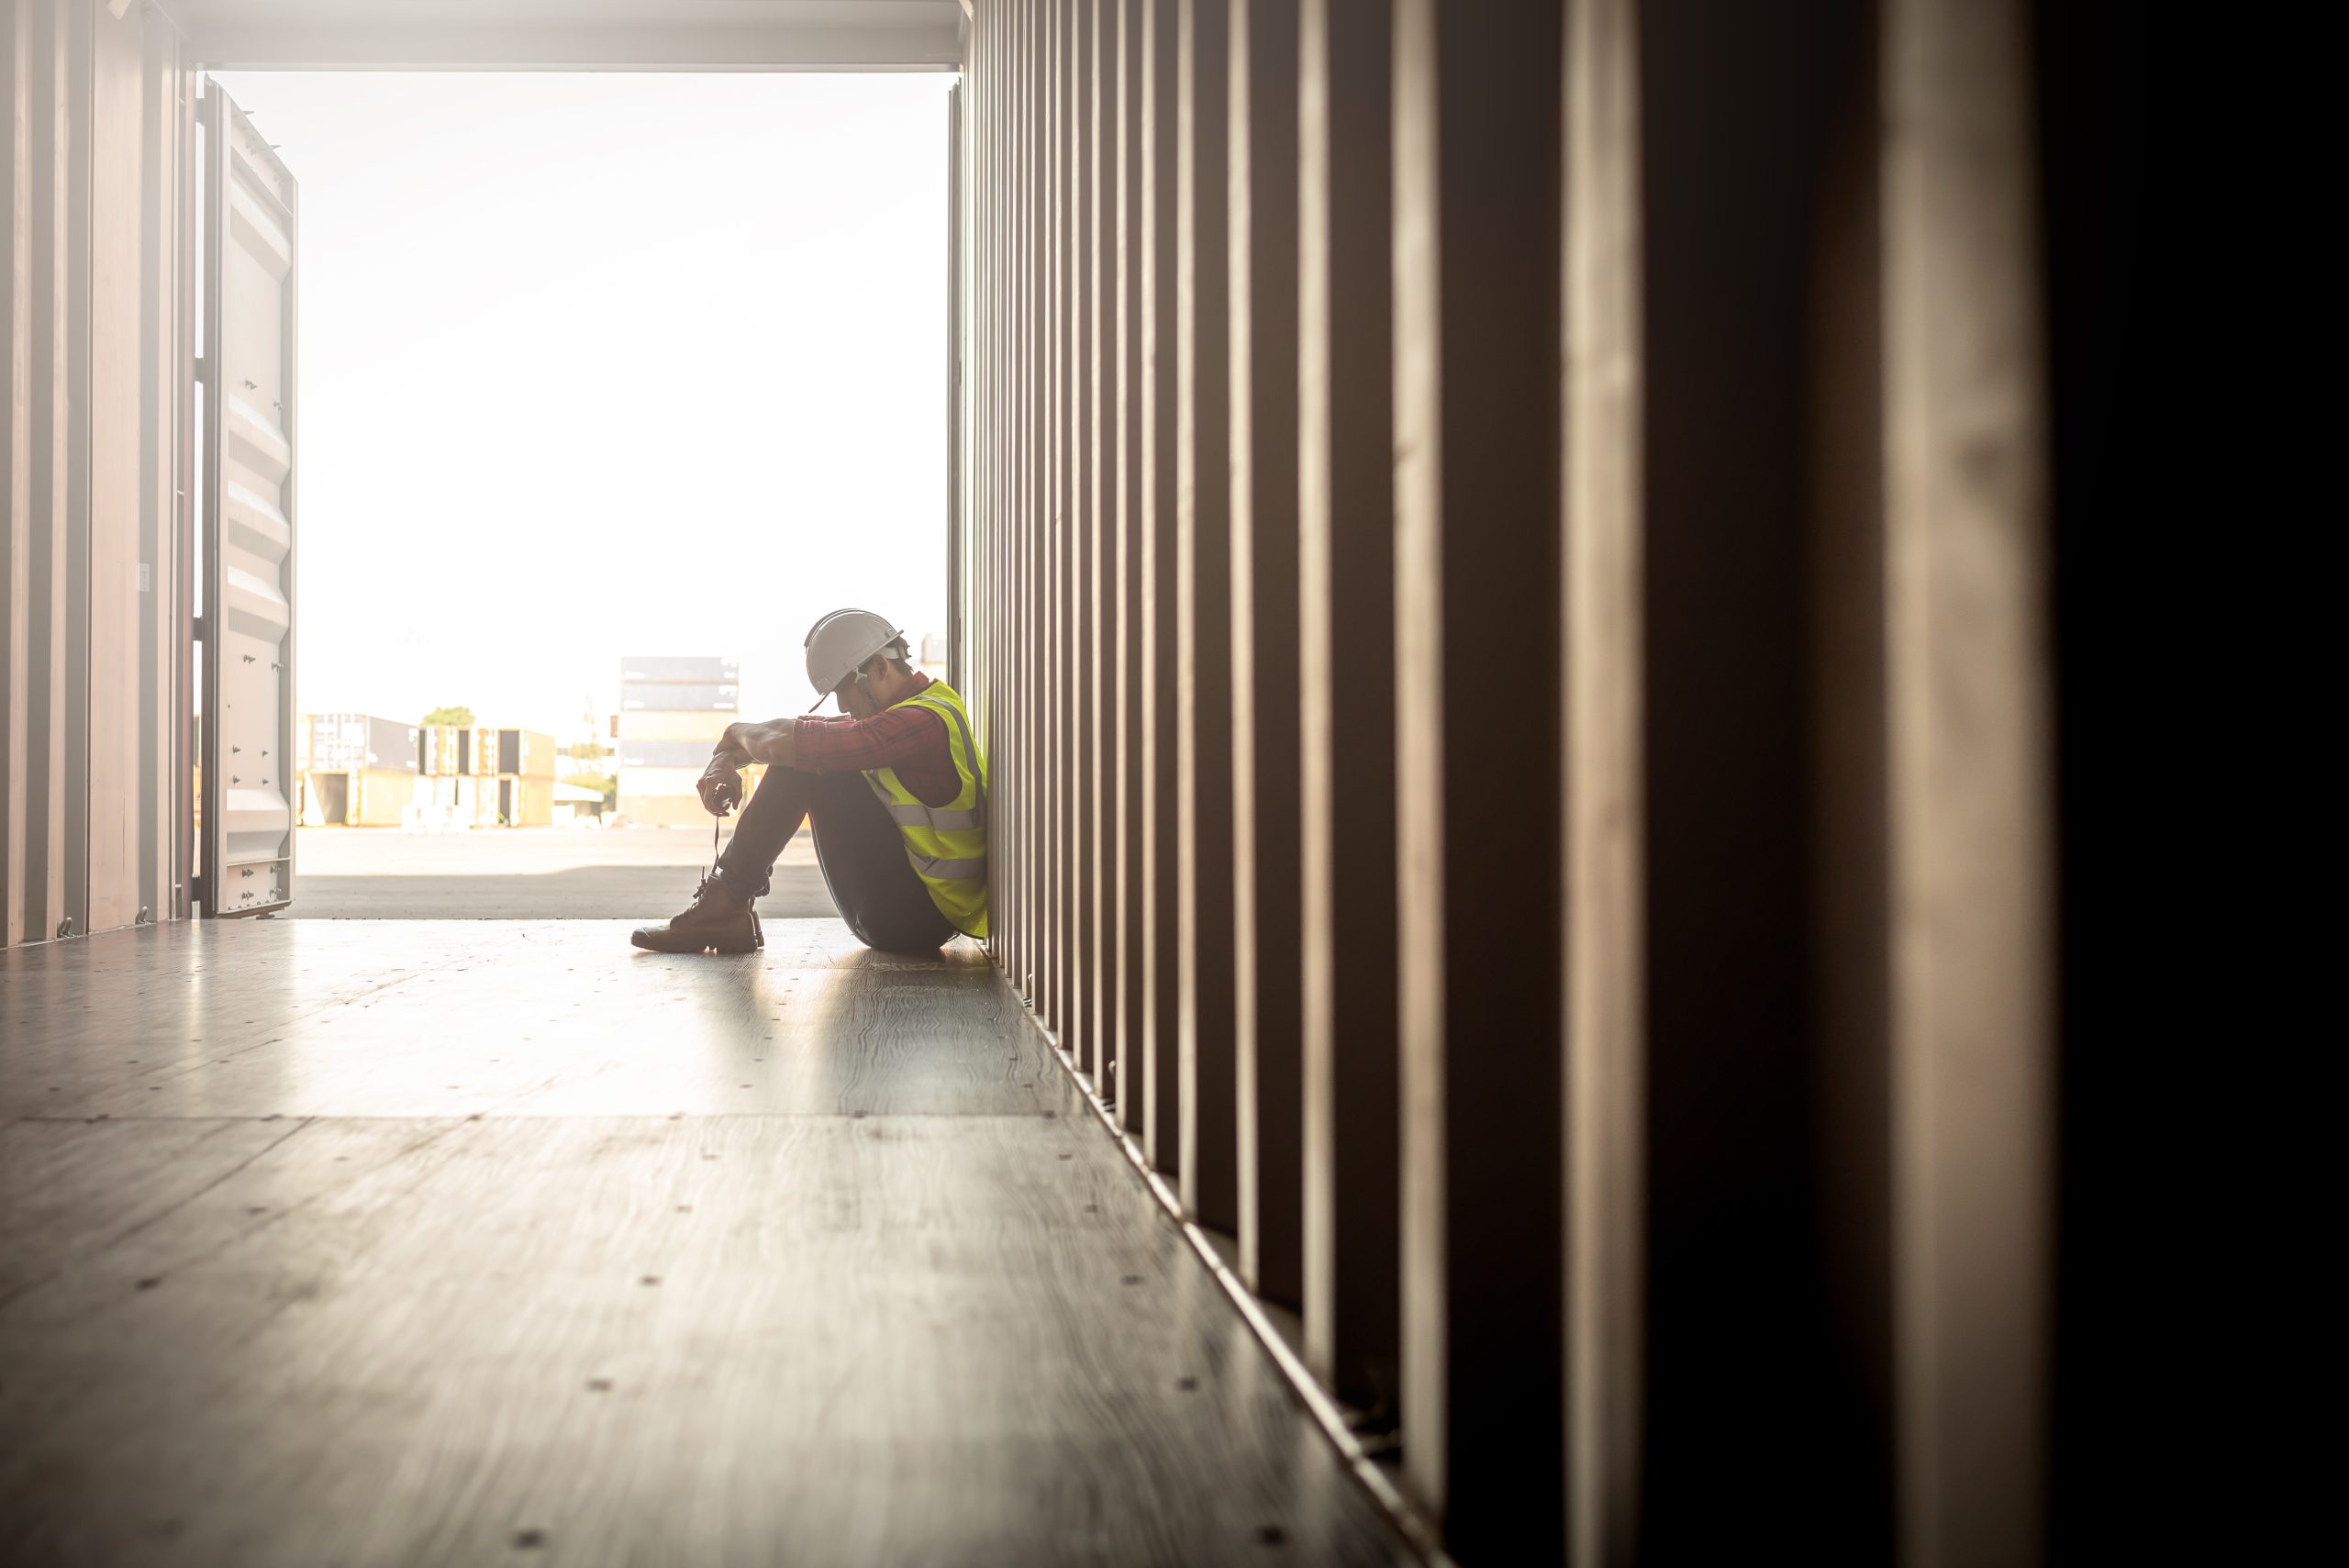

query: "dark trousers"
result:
(717, 767), (958, 954)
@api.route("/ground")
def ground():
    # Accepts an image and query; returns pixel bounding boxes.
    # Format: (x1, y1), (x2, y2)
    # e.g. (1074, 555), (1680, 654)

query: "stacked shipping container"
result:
(299, 713), (419, 826)
(417, 724), (557, 828)
(616, 656), (739, 828)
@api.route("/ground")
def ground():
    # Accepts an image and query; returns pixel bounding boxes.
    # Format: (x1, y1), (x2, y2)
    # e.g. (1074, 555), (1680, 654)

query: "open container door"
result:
(198, 83), (298, 916)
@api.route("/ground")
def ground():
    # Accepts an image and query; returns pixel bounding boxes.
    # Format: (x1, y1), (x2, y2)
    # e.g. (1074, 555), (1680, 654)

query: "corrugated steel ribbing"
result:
(4, 0), (191, 948)
(960, 0), (2069, 1561)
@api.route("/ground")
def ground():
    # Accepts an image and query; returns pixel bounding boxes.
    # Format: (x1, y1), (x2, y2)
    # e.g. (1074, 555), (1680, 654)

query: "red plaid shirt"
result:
(790, 674), (963, 807)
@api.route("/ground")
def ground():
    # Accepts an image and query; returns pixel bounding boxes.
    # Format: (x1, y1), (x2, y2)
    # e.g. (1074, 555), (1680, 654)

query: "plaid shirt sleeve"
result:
(790, 706), (941, 774)
(787, 684), (961, 806)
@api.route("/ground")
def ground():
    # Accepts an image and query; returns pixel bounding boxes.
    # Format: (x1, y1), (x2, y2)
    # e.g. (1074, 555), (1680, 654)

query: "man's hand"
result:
(697, 754), (744, 817)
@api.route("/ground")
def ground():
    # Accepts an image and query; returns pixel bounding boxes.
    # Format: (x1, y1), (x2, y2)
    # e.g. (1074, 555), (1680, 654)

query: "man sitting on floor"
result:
(630, 609), (988, 956)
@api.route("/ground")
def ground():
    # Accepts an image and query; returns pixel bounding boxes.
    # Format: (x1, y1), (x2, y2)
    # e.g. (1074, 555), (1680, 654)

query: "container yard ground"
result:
(290, 827), (835, 921)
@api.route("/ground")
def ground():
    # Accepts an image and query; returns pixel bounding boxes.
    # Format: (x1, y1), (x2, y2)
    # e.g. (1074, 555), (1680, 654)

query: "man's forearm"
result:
(717, 719), (797, 771)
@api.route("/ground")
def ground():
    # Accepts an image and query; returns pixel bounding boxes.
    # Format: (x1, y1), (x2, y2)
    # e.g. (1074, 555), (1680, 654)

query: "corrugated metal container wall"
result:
(306, 712), (417, 773)
(959, 0), (2072, 1561)
(620, 655), (738, 686)
(349, 769), (412, 827)
(611, 708), (735, 743)
(617, 655), (738, 824)
(368, 715), (417, 773)
(618, 739), (721, 770)
(618, 684), (739, 712)
(614, 765), (716, 798)
(3, 0), (193, 948)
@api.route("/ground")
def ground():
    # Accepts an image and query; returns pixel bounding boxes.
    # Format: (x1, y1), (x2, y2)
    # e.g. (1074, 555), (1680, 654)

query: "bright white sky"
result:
(212, 71), (953, 744)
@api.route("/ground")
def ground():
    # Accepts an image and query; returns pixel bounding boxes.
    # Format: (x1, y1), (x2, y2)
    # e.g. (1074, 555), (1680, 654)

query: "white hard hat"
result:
(804, 608), (907, 703)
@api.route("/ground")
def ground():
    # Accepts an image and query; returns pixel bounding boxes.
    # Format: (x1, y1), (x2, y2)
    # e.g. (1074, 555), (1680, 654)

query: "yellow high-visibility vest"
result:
(864, 680), (990, 938)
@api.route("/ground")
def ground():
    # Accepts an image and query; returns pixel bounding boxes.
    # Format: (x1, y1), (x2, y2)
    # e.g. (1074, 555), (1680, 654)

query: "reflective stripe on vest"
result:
(905, 848), (989, 881)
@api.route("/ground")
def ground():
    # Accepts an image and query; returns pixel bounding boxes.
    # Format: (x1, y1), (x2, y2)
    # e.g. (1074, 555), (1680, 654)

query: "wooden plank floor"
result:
(0, 921), (1418, 1568)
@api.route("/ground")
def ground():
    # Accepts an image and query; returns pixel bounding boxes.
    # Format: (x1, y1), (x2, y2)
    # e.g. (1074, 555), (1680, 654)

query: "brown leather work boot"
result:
(629, 873), (764, 954)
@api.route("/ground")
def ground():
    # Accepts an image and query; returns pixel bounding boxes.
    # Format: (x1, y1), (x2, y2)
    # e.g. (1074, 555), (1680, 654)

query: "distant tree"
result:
(421, 705), (474, 727)
(570, 698), (611, 767)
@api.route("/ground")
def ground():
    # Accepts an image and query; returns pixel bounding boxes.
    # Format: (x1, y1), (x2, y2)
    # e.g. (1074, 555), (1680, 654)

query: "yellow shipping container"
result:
(517, 774), (555, 826)
(474, 771), (553, 827)
(351, 769), (418, 826)
(303, 768), (418, 827)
